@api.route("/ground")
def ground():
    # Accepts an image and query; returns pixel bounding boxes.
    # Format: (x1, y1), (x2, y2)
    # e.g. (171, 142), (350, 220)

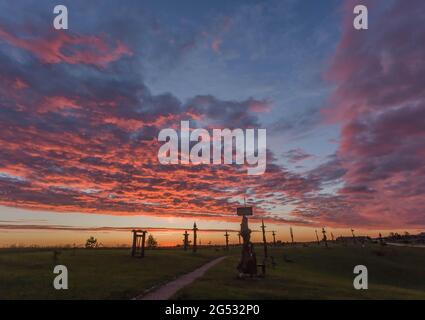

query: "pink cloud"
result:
(0, 26), (132, 67)
(211, 38), (222, 53)
(248, 100), (272, 113)
(317, 0), (425, 228)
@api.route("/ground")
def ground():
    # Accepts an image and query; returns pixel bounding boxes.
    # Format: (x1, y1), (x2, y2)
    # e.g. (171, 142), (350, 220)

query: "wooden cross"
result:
(261, 219), (268, 258)
(183, 230), (189, 251)
(193, 222), (198, 253)
(322, 227), (328, 247)
(290, 226), (294, 244)
(224, 230), (229, 250)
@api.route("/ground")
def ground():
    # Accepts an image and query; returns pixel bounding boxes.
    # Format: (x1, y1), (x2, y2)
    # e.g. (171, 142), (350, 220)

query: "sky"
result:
(0, 0), (424, 247)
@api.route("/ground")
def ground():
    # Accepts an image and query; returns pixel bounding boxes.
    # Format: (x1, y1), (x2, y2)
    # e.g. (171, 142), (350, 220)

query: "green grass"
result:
(0, 247), (223, 299)
(2, 244), (424, 299)
(174, 244), (425, 299)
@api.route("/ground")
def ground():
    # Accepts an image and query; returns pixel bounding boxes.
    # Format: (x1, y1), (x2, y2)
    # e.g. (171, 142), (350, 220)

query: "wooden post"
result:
(322, 227), (328, 247)
(378, 233), (384, 245)
(315, 229), (320, 245)
(224, 230), (229, 250)
(331, 232), (334, 241)
(131, 230), (137, 257)
(141, 231), (146, 257)
(238, 232), (241, 245)
(183, 230), (189, 251)
(351, 228), (356, 243)
(193, 222), (198, 253)
(272, 231), (276, 246)
(261, 219), (268, 258)
(290, 226), (294, 244)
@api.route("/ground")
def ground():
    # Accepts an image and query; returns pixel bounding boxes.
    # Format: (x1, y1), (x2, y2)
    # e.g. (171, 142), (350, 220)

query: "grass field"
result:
(1, 244), (424, 299)
(0, 247), (222, 299)
(174, 244), (425, 299)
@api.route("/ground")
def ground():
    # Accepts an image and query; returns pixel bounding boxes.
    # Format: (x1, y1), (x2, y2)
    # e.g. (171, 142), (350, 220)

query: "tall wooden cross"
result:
(236, 203), (257, 276)
(272, 230), (276, 246)
(261, 219), (268, 258)
(224, 230), (229, 250)
(183, 230), (189, 251)
(290, 226), (294, 244)
(193, 222), (198, 253)
(315, 229), (320, 245)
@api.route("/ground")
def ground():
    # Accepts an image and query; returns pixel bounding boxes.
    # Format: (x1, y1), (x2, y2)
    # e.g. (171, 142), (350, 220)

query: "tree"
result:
(85, 236), (98, 249)
(147, 234), (158, 249)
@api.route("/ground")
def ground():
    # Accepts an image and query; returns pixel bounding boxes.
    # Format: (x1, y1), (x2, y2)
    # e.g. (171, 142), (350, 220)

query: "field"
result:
(0, 247), (222, 299)
(175, 244), (425, 299)
(1, 244), (424, 299)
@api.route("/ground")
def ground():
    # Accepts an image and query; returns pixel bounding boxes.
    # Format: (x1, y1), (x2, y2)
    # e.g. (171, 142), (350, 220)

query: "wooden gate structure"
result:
(131, 230), (147, 258)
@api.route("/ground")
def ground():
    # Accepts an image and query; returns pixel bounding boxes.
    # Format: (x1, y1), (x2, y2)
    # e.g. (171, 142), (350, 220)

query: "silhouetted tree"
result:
(147, 234), (158, 249)
(85, 236), (98, 249)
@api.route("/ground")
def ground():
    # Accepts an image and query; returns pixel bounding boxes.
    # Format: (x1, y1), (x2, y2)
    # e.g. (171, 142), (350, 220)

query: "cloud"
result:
(0, 224), (241, 233)
(305, 0), (425, 228)
(270, 106), (322, 138)
(1, 0), (423, 230)
(186, 95), (265, 128)
(283, 148), (314, 164)
(0, 13), (316, 226)
(0, 25), (132, 67)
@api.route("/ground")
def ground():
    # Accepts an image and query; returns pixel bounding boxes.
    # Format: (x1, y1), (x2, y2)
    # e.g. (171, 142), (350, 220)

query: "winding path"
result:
(135, 256), (226, 300)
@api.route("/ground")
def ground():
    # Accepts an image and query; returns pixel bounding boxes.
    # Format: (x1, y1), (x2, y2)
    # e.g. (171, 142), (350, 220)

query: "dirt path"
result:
(135, 256), (227, 300)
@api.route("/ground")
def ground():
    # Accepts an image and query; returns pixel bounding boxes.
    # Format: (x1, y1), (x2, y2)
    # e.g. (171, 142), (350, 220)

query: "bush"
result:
(85, 236), (98, 249)
(147, 234), (158, 249)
